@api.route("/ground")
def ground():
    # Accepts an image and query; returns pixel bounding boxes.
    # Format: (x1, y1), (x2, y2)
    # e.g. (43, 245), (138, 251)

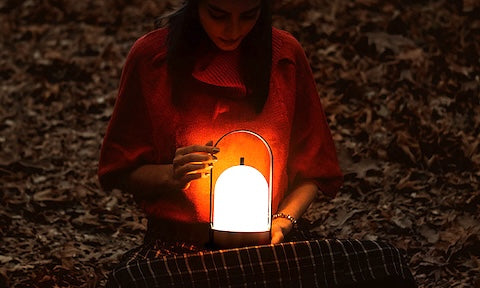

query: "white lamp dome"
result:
(212, 159), (269, 233)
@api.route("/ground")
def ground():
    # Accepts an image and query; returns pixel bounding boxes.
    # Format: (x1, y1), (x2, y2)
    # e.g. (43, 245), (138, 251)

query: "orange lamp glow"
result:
(210, 130), (273, 248)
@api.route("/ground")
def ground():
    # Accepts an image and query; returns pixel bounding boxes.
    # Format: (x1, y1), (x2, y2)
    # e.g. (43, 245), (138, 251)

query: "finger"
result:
(270, 223), (286, 244)
(176, 145), (220, 156)
(179, 173), (203, 188)
(174, 163), (204, 178)
(173, 153), (216, 167)
(173, 154), (211, 168)
(175, 164), (211, 179)
(271, 232), (284, 244)
(175, 163), (213, 178)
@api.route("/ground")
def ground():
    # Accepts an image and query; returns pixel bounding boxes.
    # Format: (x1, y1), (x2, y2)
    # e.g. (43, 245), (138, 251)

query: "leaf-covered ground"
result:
(1, 0), (479, 287)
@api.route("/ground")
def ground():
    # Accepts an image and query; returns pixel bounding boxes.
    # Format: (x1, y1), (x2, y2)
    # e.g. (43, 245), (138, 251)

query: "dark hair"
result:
(160, 0), (272, 113)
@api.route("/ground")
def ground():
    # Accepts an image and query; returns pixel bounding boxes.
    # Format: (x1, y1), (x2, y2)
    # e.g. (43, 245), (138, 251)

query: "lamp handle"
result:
(209, 129), (274, 229)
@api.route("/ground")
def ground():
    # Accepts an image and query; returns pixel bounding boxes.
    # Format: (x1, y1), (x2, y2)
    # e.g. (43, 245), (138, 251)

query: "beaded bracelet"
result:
(272, 212), (297, 226)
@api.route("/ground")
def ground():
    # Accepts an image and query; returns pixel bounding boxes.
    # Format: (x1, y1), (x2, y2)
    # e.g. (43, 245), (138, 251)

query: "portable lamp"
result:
(210, 130), (273, 249)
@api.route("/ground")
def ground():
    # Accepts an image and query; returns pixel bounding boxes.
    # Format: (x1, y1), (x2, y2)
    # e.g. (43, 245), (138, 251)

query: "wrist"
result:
(272, 212), (297, 227)
(272, 213), (297, 235)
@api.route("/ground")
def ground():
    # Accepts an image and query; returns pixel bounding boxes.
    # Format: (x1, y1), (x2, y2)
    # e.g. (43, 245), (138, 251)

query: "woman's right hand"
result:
(171, 141), (219, 190)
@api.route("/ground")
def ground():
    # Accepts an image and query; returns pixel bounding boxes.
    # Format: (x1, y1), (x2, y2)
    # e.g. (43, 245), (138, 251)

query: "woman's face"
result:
(198, 0), (262, 51)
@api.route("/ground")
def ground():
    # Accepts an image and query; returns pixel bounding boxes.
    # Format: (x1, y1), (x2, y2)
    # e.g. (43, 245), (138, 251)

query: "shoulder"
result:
(126, 27), (169, 66)
(272, 27), (306, 64)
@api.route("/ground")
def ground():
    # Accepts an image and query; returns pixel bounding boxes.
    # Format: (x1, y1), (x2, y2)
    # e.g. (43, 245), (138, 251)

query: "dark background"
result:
(0, 0), (479, 287)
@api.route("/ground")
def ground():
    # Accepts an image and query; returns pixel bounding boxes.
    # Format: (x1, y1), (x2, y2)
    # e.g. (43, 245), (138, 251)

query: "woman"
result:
(99, 0), (342, 249)
(99, 1), (417, 287)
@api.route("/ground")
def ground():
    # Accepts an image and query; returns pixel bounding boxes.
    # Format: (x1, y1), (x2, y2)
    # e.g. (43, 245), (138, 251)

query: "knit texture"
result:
(98, 27), (343, 224)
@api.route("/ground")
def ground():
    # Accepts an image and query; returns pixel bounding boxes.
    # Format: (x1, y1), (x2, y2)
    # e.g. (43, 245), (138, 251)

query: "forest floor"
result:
(1, 0), (479, 287)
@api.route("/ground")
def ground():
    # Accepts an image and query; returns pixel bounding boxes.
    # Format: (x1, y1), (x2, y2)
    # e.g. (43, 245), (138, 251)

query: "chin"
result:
(219, 46), (240, 51)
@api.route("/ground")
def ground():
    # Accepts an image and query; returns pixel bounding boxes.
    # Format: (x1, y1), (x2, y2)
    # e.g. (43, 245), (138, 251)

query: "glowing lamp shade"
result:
(212, 159), (269, 232)
(210, 130), (273, 248)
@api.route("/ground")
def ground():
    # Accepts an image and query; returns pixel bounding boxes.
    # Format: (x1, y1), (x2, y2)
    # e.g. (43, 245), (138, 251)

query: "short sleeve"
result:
(287, 44), (343, 197)
(98, 41), (156, 191)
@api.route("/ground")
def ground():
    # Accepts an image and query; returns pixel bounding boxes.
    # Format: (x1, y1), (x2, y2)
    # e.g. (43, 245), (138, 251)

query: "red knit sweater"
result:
(98, 27), (343, 223)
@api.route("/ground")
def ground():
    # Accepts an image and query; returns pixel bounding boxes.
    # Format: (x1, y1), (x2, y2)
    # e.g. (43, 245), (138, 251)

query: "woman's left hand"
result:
(270, 217), (294, 244)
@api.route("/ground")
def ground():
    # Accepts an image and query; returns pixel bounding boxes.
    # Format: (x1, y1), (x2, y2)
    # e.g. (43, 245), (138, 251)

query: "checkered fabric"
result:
(106, 239), (416, 288)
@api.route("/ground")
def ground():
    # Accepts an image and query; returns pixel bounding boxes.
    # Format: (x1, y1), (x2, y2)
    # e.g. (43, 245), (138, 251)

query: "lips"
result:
(219, 38), (241, 45)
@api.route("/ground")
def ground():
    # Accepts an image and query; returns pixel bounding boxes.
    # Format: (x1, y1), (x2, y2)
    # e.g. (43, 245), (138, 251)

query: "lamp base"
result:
(210, 230), (271, 249)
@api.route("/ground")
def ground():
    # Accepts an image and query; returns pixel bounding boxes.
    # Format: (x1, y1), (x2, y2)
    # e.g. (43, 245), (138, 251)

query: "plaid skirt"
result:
(106, 221), (416, 288)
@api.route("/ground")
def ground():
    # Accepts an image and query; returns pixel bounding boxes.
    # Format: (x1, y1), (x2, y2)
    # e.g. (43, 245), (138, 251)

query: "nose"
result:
(224, 18), (242, 40)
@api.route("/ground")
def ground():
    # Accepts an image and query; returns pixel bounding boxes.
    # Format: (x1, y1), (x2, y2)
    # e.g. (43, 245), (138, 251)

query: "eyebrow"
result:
(208, 4), (261, 15)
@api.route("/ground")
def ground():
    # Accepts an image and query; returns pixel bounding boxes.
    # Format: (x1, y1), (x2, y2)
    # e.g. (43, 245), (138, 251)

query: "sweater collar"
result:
(191, 28), (286, 92)
(192, 47), (246, 94)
